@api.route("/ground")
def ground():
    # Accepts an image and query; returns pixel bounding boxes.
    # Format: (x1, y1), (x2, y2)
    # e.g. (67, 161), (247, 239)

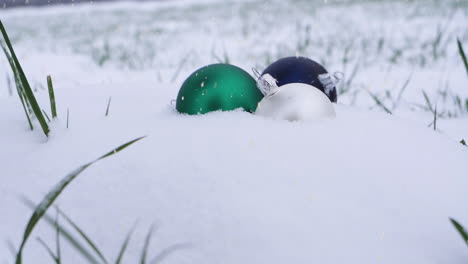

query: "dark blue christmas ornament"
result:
(260, 56), (338, 103)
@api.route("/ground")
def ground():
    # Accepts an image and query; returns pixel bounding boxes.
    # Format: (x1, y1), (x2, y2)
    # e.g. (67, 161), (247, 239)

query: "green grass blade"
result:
(56, 208), (108, 264)
(1, 41), (17, 84)
(115, 224), (137, 264)
(149, 243), (191, 264)
(0, 41), (27, 105)
(17, 86), (34, 130)
(47, 75), (57, 118)
(16, 73), (34, 115)
(22, 198), (101, 264)
(394, 73), (412, 108)
(461, 139), (467, 146)
(1, 42), (34, 130)
(42, 110), (51, 123)
(140, 224), (156, 264)
(366, 90), (392, 114)
(54, 209), (62, 264)
(0, 20), (49, 137)
(97, 136), (146, 161)
(37, 237), (59, 264)
(457, 38), (468, 77)
(16, 165), (92, 264)
(223, 48), (230, 64)
(6, 73), (13, 96)
(15, 137), (145, 264)
(422, 90), (434, 113)
(450, 218), (468, 247)
(105, 97), (112, 117)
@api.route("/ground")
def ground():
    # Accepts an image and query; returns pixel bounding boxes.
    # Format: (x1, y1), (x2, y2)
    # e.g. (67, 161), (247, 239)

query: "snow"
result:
(0, 0), (468, 263)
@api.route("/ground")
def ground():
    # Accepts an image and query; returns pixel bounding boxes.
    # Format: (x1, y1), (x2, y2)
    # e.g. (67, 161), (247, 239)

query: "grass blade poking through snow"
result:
(0, 42), (34, 130)
(14, 136), (146, 264)
(18, 87), (34, 130)
(140, 224), (156, 264)
(457, 38), (468, 77)
(149, 243), (191, 264)
(22, 198), (100, 264)
(450, 218), (468, 247)
(116, 224), (137, 264)
(366, 89), (392, 114)
(393, 73), (412, 110)
(0, 20), (49, 137)
(37, 237), (59, 264)
(6, 73), (13, 96)
(56, 208), (108, 264)
(422, 90), (435, 114)
(54, 210), (62, 264)
(42, 110), (51, 123)
(47, 75), (57, 119)
(105, 97), (112, 117)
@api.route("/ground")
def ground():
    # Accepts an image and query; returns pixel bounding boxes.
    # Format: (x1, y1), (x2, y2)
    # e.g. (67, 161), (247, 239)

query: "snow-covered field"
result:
(1, 0), (468, 263)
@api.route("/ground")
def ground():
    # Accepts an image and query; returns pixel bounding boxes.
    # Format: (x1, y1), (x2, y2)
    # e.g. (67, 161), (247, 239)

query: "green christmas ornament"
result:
(176, 64), (263, 115)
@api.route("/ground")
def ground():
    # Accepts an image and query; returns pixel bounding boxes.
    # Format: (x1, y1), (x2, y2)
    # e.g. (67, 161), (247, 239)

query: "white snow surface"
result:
(0, 0), (468, 263)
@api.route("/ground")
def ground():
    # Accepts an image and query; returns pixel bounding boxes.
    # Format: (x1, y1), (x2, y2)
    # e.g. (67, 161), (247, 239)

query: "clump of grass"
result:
(22, 198), (102, 263)
(0, 20), (49, 137)
(14, 134), (193, 263)
(1, 38), (33, 131)
(13, 136), (145, 264)
(22, 200), (187, 264)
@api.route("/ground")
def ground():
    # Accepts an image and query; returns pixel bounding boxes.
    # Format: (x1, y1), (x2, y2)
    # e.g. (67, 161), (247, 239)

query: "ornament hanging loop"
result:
(253, 68), (280, 97)
(318, 71), (343, 98)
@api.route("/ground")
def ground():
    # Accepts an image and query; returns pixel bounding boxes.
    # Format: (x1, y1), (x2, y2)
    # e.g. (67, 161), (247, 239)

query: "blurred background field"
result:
(1, 0), (467, 122)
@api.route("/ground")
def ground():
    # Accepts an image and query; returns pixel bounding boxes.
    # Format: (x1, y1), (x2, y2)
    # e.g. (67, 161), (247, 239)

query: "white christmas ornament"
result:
(255, 83), (336, 121)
